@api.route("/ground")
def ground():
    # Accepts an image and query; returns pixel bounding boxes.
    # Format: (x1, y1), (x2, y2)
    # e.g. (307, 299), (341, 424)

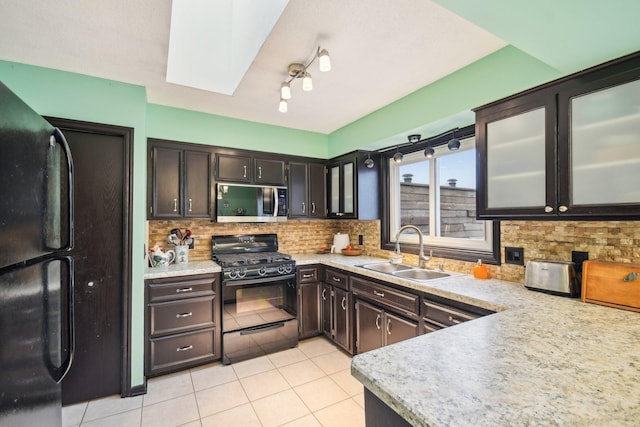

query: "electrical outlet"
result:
(358, 234), (364, 245)
(505, 246), (525, 265)
(572, 251), (589, 273)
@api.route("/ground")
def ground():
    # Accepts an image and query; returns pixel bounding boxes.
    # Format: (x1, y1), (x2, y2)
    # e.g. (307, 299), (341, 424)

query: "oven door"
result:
(221, 274), (298, 364)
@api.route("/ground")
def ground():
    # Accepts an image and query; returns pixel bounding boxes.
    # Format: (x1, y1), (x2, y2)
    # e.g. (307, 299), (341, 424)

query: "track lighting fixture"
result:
(408, 134), (421, 144)
(393, 149), (404, 163)
(278, 46), (331, 112)
(447, 130), (461, 151)
(278, 98), (288, 113)
(364, 153), (375, 168)
(424, 144), (434, 159)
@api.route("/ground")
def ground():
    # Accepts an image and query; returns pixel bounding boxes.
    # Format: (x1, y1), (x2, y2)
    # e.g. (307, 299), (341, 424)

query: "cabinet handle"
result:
(243, 165), (247, 178)
(173, 198), (177, 212)
(332, 277), (341, 283)
(373, 290), (385, 298)
(176, 345), (193, 352)
(258, 166), (262, 179)
(375, 314), (381, 330)
(302, 202), (306, 214)
(448, 315), (461, 325)
(341, 296), (347, 310)
(544, 206), (554, 213)
(558, 205), (568, 213)
(302, 273), (313, 278)
(322, 288), (326, 301)
(311, 202), (316, 214)
(176, 287), (193, 293)
(176, 312), (193, 318)
(386, 319), (392, 335)
(188, 198), (193, 212)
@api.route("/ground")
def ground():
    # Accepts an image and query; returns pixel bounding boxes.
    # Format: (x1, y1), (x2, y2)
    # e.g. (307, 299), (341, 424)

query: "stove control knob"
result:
(277, 265), (285, 274)
(228, 270), (238, 279)
(258, 266), (267, 276)
(237, 268), (246, 279)
(284, 264), (293, 274)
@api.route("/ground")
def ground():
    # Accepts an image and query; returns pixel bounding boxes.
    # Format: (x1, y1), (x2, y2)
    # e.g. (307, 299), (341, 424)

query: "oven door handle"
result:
(224, 273), (296, 287)
(240, 322), (285, 335)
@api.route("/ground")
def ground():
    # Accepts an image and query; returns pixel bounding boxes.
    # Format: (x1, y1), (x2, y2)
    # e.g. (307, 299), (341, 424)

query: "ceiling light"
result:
(408, 134), (421, 144)
(364, 153), (375, 169)
(424, 146), (434, 158)
(277, 45), (331, 112)
(318, 48), (331, 72)
(302, 72), (313, 91)
(280, 82), (291, 100)
(278, 98), (288, 113)
(448, 130), (461, 151)
(393, 149), (404, 163)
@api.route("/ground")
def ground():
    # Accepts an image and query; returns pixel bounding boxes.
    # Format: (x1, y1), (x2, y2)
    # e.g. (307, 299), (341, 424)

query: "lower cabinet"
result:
(145, 273), (221, 376)
(321, 268), (353, 354)
(421, 295), (493, 334)
(355, 300), (419, 354)
(297, 265), (322, 339)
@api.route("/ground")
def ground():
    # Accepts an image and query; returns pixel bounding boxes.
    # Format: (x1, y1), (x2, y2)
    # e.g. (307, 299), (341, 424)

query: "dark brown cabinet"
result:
(148, 140), (212, 219)
(322, 268), (353, 354)
(421, 297), (489, 334)
(475, 52), (640, 220)
(145, 273), (221, 376)
(255, 158), (286, 185)
(216, 153), (251, 183)
(297, 265), (322, 339)
(289, 161), (326, 218)
(327, 151), (379, 219)
(216, 154), (286, 185)
(351, 276), (419, 354)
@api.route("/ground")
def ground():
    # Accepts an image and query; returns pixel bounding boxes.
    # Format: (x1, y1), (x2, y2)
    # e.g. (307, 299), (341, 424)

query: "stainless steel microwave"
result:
(215, 183), (288, 223)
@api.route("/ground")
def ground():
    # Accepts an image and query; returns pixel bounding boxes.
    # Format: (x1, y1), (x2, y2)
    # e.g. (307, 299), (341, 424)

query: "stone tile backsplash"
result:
(148, 219), (640, 284)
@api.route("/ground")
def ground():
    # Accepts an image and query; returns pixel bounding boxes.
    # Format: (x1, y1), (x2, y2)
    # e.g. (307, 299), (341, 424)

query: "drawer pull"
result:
(373, 290), (385, 298)
(332, 277), (341, 283)
(176, 312), (193, 318)
(176, 287), (193, 293)
(303, 273), (314, 278)
(448, 315), (461, 324)
(375, 314), (381, 330)
(176, 345), (193, 352)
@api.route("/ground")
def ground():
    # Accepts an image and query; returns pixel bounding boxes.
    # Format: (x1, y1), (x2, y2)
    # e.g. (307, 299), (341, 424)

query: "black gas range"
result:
(211, 234), (298, 364)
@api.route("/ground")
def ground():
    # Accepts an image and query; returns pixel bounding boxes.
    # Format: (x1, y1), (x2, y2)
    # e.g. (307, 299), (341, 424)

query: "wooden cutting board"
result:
(582, 260), (640, 313)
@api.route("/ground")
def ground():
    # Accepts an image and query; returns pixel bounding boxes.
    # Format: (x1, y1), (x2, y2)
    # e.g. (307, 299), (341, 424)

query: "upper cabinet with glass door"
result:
(327, 151), (380, 220)
(475, 51), (640, 220)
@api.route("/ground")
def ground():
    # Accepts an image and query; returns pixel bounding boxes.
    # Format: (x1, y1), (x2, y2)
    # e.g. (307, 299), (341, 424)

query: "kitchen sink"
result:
(357, 262), (414, 274)
(392, 269), (450, 281)
(357, 262), (456, 282)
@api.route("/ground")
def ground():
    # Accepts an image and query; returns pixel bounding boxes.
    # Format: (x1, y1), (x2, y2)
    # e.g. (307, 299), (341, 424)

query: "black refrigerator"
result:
(0, 81), (75, 427)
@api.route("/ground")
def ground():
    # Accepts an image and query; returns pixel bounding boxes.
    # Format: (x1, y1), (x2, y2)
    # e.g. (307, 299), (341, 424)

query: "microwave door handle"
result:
(273, 187), (278, 217)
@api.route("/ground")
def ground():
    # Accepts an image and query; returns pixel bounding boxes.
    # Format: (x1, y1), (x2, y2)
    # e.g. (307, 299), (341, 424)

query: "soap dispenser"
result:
(473, 259), (488, 279)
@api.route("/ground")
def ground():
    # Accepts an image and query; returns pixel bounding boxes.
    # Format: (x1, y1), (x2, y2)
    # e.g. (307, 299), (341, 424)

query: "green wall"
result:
(327, 46), (561, 157)
(147, 104), (328, 158)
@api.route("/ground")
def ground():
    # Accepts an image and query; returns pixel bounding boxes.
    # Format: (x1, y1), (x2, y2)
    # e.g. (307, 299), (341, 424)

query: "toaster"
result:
(524, 260), (580, 297)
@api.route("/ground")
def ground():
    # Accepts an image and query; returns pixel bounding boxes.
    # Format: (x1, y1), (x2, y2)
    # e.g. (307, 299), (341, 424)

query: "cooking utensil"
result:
(167, 233), (181, 246)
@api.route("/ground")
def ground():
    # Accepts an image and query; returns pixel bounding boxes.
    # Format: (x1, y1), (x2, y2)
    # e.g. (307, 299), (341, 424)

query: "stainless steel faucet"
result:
(395, 225), (431, 268)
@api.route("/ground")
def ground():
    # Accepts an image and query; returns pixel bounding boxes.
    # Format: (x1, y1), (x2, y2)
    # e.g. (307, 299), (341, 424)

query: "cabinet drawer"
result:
(325, 268), (349, 290)
(298, 266), (320, 283)
(149, 296), (215, 337)
(422, 299), (479, 328)
(149, 328), (216, 374)
(351, 276), (419, 316)
(148, 274), (216, 302)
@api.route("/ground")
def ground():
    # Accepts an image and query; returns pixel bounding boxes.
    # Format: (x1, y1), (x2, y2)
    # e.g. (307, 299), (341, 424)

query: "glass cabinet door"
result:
(485, 107), (547, 208)
(569, 78), (640, 206)
(342, 162), (354, 214)
(330, 165), (340, 214)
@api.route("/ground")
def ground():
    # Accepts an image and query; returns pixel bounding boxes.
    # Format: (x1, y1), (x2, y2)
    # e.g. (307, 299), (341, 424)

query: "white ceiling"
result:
(0, 0), (506, 134)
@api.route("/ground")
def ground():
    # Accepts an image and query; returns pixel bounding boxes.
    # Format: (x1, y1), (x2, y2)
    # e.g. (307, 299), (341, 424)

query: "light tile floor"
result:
(62, 336), (365, 427)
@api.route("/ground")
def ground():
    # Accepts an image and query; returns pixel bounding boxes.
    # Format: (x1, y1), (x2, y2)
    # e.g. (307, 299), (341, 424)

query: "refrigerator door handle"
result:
(46, 257), (75, 384)
(46, 128), (74, 252)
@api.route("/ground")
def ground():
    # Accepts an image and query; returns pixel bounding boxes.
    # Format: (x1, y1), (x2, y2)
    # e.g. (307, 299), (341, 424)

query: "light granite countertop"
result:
(292, 253), (640, 427)
(143, 260), (221, 279)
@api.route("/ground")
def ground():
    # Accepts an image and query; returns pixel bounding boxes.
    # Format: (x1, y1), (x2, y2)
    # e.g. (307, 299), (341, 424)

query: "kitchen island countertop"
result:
(292, 253), (640, 426)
